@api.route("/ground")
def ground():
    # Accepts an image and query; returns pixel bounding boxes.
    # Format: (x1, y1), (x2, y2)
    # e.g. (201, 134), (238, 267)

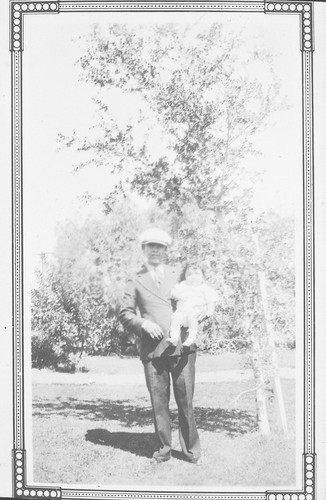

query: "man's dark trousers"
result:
(143, 351), (200, 461)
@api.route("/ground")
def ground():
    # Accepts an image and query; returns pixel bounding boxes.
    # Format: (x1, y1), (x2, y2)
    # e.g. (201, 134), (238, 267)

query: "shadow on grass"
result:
(85, 430), (214, 460)
(33, 398), (257, 436)
(85, 429), (158, 458)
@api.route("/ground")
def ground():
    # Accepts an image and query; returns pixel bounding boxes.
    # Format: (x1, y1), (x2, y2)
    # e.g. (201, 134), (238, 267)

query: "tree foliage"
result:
(60, 22), (282, 215)
(32, 201), (295, 370)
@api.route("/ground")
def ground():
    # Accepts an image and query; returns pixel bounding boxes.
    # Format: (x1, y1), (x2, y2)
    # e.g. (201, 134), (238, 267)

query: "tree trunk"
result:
(255, 382), (270, 435)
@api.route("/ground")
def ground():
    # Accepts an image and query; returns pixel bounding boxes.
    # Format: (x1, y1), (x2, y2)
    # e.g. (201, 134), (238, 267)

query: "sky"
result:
(20, 10), (303, 256)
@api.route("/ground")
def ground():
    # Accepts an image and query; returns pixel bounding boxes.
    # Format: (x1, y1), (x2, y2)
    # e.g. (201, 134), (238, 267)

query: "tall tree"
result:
(54, 22), (294, 432)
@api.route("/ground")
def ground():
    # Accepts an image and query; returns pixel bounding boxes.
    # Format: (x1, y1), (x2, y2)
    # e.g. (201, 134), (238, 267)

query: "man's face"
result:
(144, 242), (167, 267)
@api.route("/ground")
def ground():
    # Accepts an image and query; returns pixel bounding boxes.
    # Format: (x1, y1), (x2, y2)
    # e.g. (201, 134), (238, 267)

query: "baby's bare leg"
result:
(167, 309), (183, 346)
(183, 312), (198, 347)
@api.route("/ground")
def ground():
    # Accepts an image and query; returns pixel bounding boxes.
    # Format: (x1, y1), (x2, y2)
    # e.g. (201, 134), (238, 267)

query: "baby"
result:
(167, 264), (219, 347)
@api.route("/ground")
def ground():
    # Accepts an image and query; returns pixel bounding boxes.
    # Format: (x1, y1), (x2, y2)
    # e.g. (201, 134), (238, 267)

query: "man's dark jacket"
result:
(119, 264), (196, 360)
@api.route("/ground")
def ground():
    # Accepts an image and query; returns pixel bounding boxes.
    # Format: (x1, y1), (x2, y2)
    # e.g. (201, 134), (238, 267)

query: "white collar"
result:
(146, 263), (165, 274)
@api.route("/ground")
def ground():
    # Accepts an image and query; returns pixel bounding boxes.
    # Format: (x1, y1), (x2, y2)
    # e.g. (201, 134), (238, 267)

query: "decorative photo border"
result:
(10, 0), (316, 499)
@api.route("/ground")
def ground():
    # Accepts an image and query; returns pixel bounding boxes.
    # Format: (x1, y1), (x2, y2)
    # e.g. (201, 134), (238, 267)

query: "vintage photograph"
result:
(21, 7), (304, 492)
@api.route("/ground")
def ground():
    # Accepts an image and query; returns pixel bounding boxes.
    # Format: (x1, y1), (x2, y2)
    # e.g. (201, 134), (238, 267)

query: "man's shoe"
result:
(184, 455), (200, 464)
(152, 451), (171, 463)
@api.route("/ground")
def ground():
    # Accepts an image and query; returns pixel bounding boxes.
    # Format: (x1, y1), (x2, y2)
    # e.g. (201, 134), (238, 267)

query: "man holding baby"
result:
(119, 227), (217, 464)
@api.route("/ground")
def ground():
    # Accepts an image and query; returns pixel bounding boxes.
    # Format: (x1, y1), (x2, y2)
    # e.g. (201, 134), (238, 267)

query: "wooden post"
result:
(253, 232), (288, 434)
(273, 375), (288, 433)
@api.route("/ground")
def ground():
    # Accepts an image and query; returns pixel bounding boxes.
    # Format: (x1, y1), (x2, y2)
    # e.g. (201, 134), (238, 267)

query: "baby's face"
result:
(185, 267), (204, 286)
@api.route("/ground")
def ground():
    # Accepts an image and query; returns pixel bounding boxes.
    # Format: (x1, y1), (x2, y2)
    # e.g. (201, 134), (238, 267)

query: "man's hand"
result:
(142, 320), (164, 340)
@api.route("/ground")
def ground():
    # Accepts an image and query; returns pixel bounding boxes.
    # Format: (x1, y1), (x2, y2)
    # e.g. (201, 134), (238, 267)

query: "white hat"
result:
(139, 228), (172, 247)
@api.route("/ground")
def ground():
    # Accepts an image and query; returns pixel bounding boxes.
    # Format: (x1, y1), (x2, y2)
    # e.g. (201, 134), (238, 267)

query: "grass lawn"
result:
(80, 348), (295, 375)
(32, 351), (296, 489)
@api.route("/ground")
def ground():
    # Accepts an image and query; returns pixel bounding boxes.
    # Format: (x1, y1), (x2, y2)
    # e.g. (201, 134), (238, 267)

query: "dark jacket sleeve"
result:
(119, 277), (144, 336)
